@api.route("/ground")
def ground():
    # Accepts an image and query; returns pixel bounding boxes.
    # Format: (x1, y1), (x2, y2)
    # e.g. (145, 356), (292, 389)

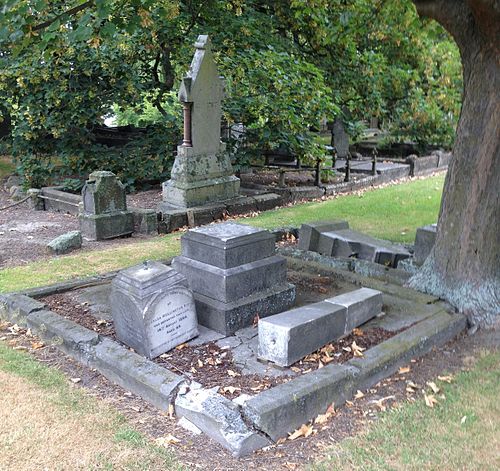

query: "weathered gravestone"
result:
(160, 35), (240, 209)
(79, 171), (134, 240)
(110, 261), (198, 359)
(172, 222), (295, 335)
(414, 223), (437, 265)
(332, 117), (350, 159)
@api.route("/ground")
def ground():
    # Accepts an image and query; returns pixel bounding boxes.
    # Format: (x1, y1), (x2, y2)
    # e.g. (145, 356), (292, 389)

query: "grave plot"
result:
(0, 222), (465, 457)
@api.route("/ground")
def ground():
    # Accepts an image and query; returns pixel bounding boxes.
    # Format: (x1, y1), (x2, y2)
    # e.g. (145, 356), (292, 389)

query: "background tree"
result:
(409, 0), (499, 327)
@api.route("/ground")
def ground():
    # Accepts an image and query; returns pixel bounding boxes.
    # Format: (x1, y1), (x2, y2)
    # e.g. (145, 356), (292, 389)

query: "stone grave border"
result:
(34, 153), (450, 234)
(0, 251), (465, 457)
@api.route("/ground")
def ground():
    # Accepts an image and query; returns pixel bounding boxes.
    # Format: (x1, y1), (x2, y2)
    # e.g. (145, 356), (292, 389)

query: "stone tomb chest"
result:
(111, 261), (198, 359)
(173, 222), (296, 335)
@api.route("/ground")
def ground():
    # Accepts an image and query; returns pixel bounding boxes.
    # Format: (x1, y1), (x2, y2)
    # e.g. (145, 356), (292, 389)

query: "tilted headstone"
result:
(172, 222), (295, 335)
(111, 261), (198, 359)
(79, 171), (134, 240)
(332, 117), (349, 159)
(414, 223), (437, 265)
(161, 35), (240, 209)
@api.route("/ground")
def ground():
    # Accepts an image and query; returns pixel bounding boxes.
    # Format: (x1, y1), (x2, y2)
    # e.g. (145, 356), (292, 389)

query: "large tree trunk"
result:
(409, 0), (499, 327)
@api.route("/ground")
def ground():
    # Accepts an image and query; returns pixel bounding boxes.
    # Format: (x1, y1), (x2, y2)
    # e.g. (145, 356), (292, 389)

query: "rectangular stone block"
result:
(156, 204), (188, 233)
(298, 220), (350, 251)
(79, 211), (134, 240)
(131, 207), (158, 234)
(180, 222), (276, 269)
(414, 223), (437, 265)
(258, 301), (347, 367)
(243, 363), (357, 441)
(194, 283), (296, 335)
(253, 193), (282, 211)
(172, 255), (287, 303)
(225, 196), (257, 216)
(324, 287), (383, 332)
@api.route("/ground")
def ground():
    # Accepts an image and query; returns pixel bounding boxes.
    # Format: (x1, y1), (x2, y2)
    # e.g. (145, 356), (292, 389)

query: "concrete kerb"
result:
(0, 262), (466, 457)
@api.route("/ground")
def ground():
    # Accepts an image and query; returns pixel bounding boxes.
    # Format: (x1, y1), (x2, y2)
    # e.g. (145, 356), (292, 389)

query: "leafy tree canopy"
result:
(0, 0), (461, 187)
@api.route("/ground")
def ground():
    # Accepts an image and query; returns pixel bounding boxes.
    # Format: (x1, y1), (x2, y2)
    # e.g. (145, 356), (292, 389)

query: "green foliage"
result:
(0, 0), (462, 184)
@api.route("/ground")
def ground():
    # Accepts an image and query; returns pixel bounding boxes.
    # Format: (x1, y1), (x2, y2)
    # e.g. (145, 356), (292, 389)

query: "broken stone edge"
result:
(0, 287), (465, 457)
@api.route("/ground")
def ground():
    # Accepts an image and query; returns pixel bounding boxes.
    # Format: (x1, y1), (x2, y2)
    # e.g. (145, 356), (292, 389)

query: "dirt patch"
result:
(0, 186), (159, 268)
(240, 168), (363, 187)
(1, 318), (498, 470)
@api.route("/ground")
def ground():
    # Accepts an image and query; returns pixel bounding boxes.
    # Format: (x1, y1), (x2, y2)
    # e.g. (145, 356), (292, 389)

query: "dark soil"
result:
(240, 168), (363, 187)
(2, 318), (498, 470)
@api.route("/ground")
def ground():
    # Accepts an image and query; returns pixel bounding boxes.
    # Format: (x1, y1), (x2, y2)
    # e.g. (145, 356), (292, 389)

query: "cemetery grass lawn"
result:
(0, 340), (182, 471)
(0, 174), (444, 292)
(313, 351), (500, 471)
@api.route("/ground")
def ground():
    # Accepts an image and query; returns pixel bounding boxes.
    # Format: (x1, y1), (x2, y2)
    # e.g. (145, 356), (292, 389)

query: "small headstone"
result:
(79, 171), (134, 240)
(47, 230), (82, 255)
(332, 118), (349, 159)
(111, 261), (198, 359)
(414, 224), (437, 265)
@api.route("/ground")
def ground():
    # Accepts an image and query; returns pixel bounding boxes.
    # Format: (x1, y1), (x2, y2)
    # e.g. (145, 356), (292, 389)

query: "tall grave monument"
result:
(160, 35), (240, 209)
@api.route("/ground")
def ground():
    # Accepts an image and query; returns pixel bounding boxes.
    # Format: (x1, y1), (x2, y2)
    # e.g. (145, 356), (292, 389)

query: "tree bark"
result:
(409, 0), (500, 326)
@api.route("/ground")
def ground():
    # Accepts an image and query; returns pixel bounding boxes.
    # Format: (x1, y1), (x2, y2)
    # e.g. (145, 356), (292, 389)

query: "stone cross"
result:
(179, 35), (225, 155)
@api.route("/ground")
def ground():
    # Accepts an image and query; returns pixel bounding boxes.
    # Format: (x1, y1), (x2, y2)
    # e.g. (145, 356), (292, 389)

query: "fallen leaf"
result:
(460, 415), (467, 424)
(175, 343), (188, 350)
(197, 359), (204, 368)
(317, 361), (324, 369)
(398, 366), (411, 374)
(189, 367), (197, 374)
(96, 319), (107, 326)
(70, 377), (81, 384)
(352, 341), (365, 357)
(407, 381), (419, 389)
(222, 386), (241, 394)
(131, 406), (142, 412)
(30, 341), (44, 350)
(354, 390), (365, 399)
(438, 375), (453, 383)
(424, 394), (438, 408)
(155, 434), (180, 447)
(13, 346), (28, 351)
(290, 366), (301, 373)
(168, 403), (175, 419)
(288, 423), (314, 440)
(253, 314), (260, 327)
(342, 346), (352, 352)
(427, 381), (440, 394)
(227, 369), (241, 377)
(352, 328), (364, 336)
(345, 400), (354, 407)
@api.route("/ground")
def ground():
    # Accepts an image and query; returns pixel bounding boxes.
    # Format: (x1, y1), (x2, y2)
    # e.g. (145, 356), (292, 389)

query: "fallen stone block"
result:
(324, 287), (383, 332)
(47, 230), (82, 255)
(258, 302), (347, 367)
(175, 385), (271, 457)
(298, 220), (349, 251)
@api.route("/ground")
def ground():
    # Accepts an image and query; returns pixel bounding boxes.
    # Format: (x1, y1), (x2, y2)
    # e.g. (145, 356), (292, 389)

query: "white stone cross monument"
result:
(162, 35), (240, 208)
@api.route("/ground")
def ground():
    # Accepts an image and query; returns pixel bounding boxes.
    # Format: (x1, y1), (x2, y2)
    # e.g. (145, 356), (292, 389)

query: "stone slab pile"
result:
(173, 222), (295, 335)
(299, 220), (410, 268)
(258, 287), (382, 367)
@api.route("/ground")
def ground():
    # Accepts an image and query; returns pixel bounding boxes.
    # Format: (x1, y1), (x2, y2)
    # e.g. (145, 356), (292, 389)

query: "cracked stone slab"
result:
(0, 294), (46, 327)
(175, 386), (271, 457)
